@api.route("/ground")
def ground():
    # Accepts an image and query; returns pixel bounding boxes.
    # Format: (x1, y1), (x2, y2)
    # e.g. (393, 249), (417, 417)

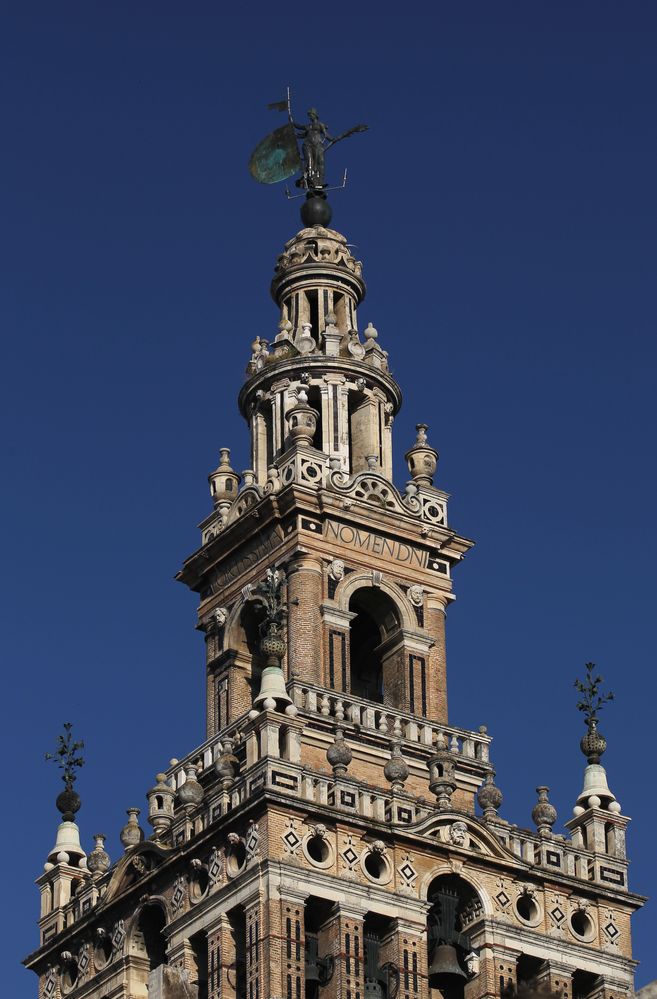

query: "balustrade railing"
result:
(288, 681), (491, 763)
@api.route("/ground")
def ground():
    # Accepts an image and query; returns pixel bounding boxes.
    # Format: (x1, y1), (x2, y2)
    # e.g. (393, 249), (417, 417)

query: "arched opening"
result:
(189, 931), (209, 999)
(426, 875), (481, 999)
(306, 385), (323, 451)
(573, 970), (601, 999)
(137, 903), (168, 971)
(227, 906), (246, 999)
(363, 912), (398, 998)
(516, 955), (547, 994)
(305, 897), (337, 999)
(348, 588), (403, 707)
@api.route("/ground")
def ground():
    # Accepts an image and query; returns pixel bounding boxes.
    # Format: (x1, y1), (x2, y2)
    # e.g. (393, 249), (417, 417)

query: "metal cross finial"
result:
(45, 722), (85, 790)
(574, 662), (614, 728)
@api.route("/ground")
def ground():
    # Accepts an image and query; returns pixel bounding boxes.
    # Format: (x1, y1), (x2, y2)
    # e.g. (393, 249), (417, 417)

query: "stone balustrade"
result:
(288, 681), (491, 762)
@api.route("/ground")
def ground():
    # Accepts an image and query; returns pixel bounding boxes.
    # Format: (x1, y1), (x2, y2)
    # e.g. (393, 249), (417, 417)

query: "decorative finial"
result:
(531, 786), (557, 837)
(477, 771), (503, 822)
(327, 728), (352, 777)
(384, 738), (409, 792)
(248, 90), (368, 226)
(405, 424), (439, 487)
(575, 662), (614, 763)
(45, 723), (85, 820)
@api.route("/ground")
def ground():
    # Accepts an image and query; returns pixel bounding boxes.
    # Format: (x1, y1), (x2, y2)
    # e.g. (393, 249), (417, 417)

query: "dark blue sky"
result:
(2, 4), (655, 991)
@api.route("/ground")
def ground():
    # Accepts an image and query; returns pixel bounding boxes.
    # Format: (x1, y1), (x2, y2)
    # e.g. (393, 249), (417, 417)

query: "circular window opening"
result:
(227, 842), (246, 877)
(571, 910), (592, 939)
(516, 894), (539, 923)
(190, 866), (210, 901)
(94, 934), (112, 968)
(306, 835), (330, 865)
(364, 851), (387, 880)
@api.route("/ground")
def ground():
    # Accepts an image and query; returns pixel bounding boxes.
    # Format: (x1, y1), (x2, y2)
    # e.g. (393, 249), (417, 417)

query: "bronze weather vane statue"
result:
(248, 88), (368, 227)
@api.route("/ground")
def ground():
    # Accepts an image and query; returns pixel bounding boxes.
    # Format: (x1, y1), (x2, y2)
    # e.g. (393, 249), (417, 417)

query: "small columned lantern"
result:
(285, 388), (318, 447)
(146, 773), (176, 841)
(208, 448), (240, 513)
(405, 423), (439, 486)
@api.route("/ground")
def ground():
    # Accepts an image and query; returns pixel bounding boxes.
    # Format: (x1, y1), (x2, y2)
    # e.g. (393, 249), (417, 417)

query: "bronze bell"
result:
(305, 934), (322, 986)
(428, 943), (468, 985)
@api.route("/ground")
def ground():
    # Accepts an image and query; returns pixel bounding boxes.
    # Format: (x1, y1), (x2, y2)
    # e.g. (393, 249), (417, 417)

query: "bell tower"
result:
(179, 221), (471, 743)
(25, 124), (644, 999)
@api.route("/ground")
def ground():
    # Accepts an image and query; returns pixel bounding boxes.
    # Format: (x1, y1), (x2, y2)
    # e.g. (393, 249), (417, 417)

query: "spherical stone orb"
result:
(608, 800), (622, 813)
(263, 697), (276, 711)
(44, 862), (54, 872)
(301, 195), (332, 228)
(285, 704), (299, 717)
(588, 794), (601, 808)
(573, 805), (585, 817)
(57, 851), (70, 864)
(248, 709), (260, 720)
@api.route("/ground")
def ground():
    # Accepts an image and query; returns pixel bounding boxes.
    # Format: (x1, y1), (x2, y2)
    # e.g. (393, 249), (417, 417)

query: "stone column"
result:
(318, 904), (365, 999)
(535, 962), (572, 999)
(207, 912), (238, 999)
(425, 593), (450, 723)
(287, 553), (323, 683)
(276, 894), (306, 999)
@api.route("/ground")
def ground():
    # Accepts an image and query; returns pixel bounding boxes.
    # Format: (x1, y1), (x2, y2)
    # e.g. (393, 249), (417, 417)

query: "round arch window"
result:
(570, 908), (595, 941)
(302, 832), (334, 870)
(515, 891), (541, 926)
(360, 846), (392, 885)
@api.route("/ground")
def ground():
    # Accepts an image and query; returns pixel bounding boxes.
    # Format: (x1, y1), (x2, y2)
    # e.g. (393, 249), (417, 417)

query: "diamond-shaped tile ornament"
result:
(208, 847), (223, 886)
(604, 920), (619, 942)
(550, 905), (566, 927)
(496, 891), (510, 908)
(171, 876), (186, 914)
(282, 820), (301, 855)
(77, 944), (90, 978)
(43, 968), (57, 998)
(340, 835), (360, 872)
(112, 920), (126, 955)
(398, 854), (417, 889)
(246, 821), (260, 861)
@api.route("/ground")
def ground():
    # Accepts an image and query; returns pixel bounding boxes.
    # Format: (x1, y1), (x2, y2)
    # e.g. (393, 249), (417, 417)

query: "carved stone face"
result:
(328, 559), (345, 581)
(449, 821), (468, 846)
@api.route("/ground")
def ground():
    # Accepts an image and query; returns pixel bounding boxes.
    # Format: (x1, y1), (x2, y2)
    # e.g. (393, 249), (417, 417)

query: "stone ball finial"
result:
(327, 728), (352, 776)
(580, 719), (607, 764)
(404, 423), (438, 487)
(120, 808), (144, 850)
(384, 739), (409, 792)
(363, 322), (378, 341)
(177, 763), (204, 809)
(87, 834), (111, 878)
(285, 389), (318, 446)
(532, 785), (557, 836)
(477, 771), (503, 821)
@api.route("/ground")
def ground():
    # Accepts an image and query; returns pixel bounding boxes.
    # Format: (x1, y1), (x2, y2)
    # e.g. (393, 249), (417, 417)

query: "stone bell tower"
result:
(25, 213), (644, 999)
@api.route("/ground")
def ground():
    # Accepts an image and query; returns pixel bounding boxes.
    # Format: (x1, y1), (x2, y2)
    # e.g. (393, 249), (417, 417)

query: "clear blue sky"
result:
(2, 4), (655, 992)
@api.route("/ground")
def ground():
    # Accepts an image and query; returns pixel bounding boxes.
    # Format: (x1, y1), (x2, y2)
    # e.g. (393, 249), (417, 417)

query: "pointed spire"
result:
(208, 448), (240, 513)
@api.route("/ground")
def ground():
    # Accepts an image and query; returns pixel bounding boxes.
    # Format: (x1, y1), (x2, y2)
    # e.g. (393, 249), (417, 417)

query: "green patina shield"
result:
(248, 123), (300, 185)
